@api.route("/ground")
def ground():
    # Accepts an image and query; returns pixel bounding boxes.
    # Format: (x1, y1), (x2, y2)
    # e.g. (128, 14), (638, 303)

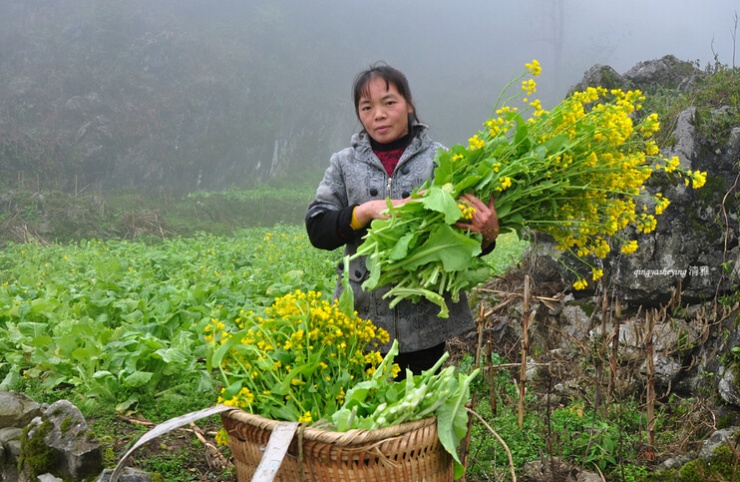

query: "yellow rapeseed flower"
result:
(468, 134), (485, 150)
(621, 240), (639, 255)
(525, 59), (542, 76)
(521, 79), (537, 95)
(215, 428), (230, 446)
(665, 156), (680, 173)
(689, 170), (707, 189)
(495, 177), (513, 191)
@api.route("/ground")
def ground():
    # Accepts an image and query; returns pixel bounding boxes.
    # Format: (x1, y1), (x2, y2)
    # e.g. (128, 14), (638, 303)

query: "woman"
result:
(306, 62), (498, 377)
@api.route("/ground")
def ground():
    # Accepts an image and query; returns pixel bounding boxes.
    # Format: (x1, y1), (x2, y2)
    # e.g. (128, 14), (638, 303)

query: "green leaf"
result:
(332, 407), (355, 432)
(222, 380), (243, 400)
(401, 224), (482, 273)
(436, 368), (480, 475)
(422, 186), (461, 224)
(453, 174), (482, 194)
(124, 371), (153, 388)
(388, 231), (417, 260)
(385, 286), (449, 318)
(338, 256), (354, 316)
(209, 327), (249, 371)
(115, 396), (139, 413)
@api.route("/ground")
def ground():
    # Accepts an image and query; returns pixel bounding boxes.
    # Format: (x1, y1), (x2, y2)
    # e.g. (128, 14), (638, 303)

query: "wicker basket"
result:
(222, 409), (454, 482)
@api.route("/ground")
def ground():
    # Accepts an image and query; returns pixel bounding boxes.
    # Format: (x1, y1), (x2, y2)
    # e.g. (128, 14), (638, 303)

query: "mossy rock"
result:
(18, 419), (56, 479)
(678, 444), (739, 481)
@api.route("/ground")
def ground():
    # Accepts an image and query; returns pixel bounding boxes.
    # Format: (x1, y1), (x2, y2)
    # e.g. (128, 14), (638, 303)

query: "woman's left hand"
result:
(455, 193), (499, 249)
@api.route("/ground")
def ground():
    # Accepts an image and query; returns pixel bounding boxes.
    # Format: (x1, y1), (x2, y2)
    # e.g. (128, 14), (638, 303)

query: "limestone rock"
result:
(699, 427), (740, 459)
(623, 54), (703, 91)
(718, 368), (740, 408)
(0, 390), (41, 428)
(570, 64), (627, 93)
(96, 467), (155, 482)
(37, 474), (64, 482)
(40, 400), (104, 481)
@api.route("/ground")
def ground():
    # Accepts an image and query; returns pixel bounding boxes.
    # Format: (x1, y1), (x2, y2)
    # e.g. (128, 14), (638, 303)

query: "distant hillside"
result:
(0, 0), (351, 194)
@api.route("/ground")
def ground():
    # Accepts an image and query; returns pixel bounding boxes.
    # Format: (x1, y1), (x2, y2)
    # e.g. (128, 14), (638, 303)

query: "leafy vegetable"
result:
(353, 60), (707, 316)
(331, 339), (480, 479)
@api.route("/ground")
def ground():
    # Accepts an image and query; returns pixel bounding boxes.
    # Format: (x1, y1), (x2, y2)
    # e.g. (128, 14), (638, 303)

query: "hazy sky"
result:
(3, 0), (737, 183)
(290, 0), (738, 146)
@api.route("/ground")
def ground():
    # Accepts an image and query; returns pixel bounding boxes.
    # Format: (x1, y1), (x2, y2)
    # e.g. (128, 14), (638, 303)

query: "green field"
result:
(1, 206), (707, 481)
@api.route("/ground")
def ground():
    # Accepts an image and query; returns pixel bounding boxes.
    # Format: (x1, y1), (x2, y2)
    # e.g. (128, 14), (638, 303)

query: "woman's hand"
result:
(353, 198), (415, 227)
(455, 193), (499, 249)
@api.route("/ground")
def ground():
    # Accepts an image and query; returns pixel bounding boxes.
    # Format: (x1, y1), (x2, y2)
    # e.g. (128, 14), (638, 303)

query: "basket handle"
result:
(109, 405), (234, 482)
(250, 421), (299, 482)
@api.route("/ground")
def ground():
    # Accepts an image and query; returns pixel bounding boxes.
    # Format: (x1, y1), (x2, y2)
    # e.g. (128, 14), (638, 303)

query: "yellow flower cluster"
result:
(209, 290), (391, 424)
(457, 200), (477, 220)
(467, 134), (485, 150)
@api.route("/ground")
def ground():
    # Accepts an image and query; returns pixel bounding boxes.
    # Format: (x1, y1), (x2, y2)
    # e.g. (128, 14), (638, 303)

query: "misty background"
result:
(1, 0), (737, 195)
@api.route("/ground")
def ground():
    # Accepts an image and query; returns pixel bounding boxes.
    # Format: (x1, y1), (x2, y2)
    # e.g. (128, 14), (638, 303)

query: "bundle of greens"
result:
(332, 338), (479, 479)
(353, 60), (707, 317)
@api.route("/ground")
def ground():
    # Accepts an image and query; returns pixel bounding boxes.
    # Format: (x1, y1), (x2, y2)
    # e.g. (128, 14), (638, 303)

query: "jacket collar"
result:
(351, 123), (431, 163)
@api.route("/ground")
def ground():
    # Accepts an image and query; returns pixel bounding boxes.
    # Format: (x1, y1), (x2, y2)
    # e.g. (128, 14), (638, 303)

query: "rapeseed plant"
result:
(355, 61), (707, 316)
(207, 289), (389, 423)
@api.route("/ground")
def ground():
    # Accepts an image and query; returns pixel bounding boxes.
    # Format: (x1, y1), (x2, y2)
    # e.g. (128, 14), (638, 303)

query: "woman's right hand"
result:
(353, 198), (414, 228)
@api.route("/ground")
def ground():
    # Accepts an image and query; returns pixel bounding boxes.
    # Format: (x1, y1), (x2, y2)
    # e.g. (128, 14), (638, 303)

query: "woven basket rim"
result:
(223, 408), (438, 446)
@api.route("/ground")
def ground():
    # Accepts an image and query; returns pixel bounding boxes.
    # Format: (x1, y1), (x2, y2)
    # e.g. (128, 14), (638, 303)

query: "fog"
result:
(1, 0), (737, 191)
(297, 0), (738, 146)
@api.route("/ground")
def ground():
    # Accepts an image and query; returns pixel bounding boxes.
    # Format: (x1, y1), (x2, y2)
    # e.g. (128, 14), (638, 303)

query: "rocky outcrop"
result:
(571, 54), (703, 94)
(0, 391), (152, 482)
(488, 55), (740, 478)
(559, 56), (740, 306)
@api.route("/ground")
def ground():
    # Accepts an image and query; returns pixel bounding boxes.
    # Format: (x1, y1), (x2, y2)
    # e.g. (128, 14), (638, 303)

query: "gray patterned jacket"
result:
(306, 125), (476, 353)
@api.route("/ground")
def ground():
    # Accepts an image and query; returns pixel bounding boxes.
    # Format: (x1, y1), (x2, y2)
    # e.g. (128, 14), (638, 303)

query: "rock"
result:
(0, 390), (41, 428)
(662, 108), (699, 168)
(39, 400), (104, 481)
(559, 304), (591, 341)
(570, 64), (627, 93)
(623, 55), (703, 91)
(576, 470), (603, 482)
(0, 427), (22, 457)
(520, 457), (577, 482)
(37, 474), (64, 482)
(519, 457), (599, 482)
(657, 453), (695, 471)
(718, 368), (740, 408)
(698, 427), (740, 459)
(96, 467), (154, 482)
(0, 426), (22, 481)
(605, 104), (737, 305)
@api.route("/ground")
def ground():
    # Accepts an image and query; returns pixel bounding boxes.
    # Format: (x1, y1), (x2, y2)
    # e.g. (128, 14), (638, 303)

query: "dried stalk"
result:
(645, 309), (656, 461)
(518, 275), (531, 429)
(608, 297), (621, 399)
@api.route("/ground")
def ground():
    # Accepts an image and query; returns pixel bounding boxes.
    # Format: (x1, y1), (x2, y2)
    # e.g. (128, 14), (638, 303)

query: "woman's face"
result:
(357, 76), (413, 144)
